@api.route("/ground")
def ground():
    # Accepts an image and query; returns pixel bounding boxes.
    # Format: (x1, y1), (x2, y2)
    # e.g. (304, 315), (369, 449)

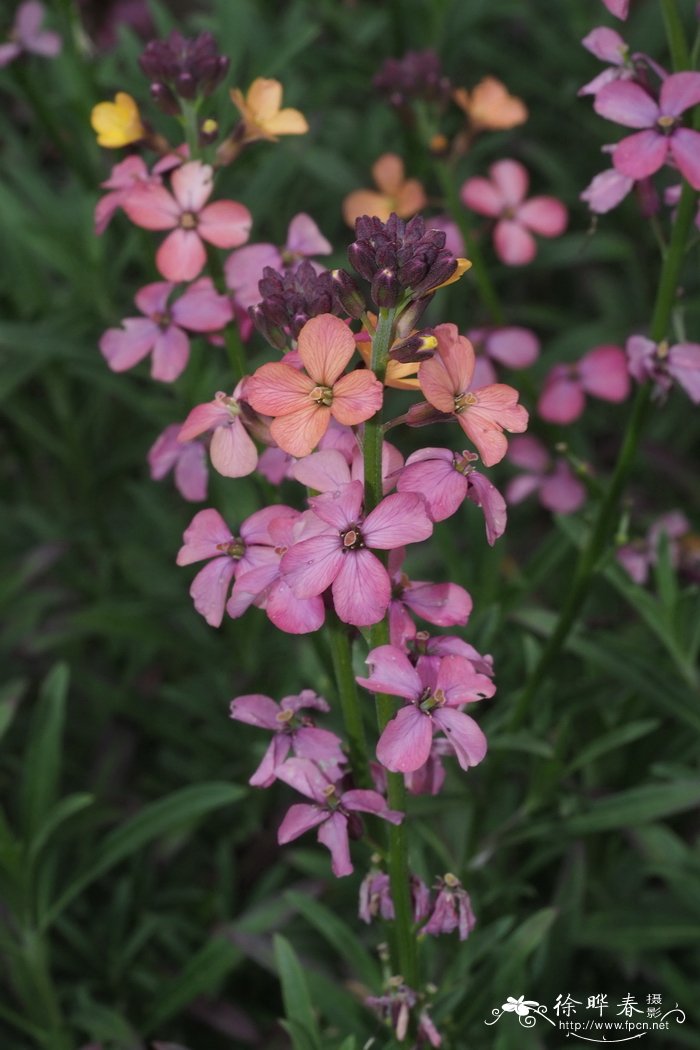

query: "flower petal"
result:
(331, 370), (384, 425)
(229, 693), (280, 729)
(377, 705), (433, 773)
(332, 549), (391, 626)
(170, 160), (213, 212)
(669, 128), (700, 191)
(538, 375), (586, 424)
(579, 345), (630, 401)
(198, 200), (252, 249)
(317, 811), (353, 876)
(156, 228), (206, 282)
(490, 159), (529, 207)
(270, 403), (331, 456)
(151, 325), (189, 382)
(493, 219), (536, 265)
(363, 492), (433, 549)
(210, 419), (259, 477)
(281, 533), (343, 598)
(297, 314), (357, 386)
(460, 176), (504, 216)
(659, 72), (700, 119)
(594, 81), (658, 128)
(278, 803), (327, 842)
(356, 644), (422, 700)
(612, 129), (667, 180)
(189, 557), (237, 627)
(517, 196), (568, 237)
(431, 708), (488, 770)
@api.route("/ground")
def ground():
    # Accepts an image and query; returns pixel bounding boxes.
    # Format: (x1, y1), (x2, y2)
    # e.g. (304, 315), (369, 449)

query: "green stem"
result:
(510, 181), (698, 730)
(434, 159), (506, 325)
(661, 0), (690, 69)
(363, 308), (419, 995)
(180, 99), (202, 160)
(327, 614), (371, 789)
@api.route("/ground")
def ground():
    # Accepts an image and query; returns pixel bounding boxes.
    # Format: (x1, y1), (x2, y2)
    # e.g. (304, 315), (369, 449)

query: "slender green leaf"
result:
(567, 780), (700, 834)
(143, 937), (243, 1033)
(285, 890), (380, 987)
(274, 934), (322, 1050)
(27, 793), (94, 865)
(19, 663), (69, 839)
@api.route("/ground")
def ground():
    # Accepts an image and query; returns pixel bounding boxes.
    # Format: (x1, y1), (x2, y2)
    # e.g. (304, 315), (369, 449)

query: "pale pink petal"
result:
(225, 243), (282, 307)
(507, 434), (549, 472)
(16, 1), (45, 38)
(122, 185), (179, 230)
(594, 81), (658, 128)
(241, 504), (295, 545)
(493, 219), (536, 265)
(266, 580), (326, 633)
(460, 176), (504, 216)
(170, 160), (212, 212)
(363, 492), (433, 549)
(388, 600), (417, 648)
(538, 375), (586, 424)
(292, 449), (352, 493)
(669, 129), (700, 191)
(398, 454), (467, 523)
(517, 197), (568, 237)
(99, 318), (155, 372)
(580, 168), (634, 213)
(437, 654), (496, 704)
(281, 533), (344, 598)
(171, 278), (233, 331)
(275, 757), (332, 803)
(376, 705), (433, 773)
(286, 213), (332, 256)
(601, 0), (629, 17)
(487, 327), (540, 368)
(297, 314), (357, 386)
(176, 508), (232, 565)
(505, 474), (543, 505)
(271, 404), (331, 457)
(489, 159), (529, 207)
(179, 399), (230, 441)
(249, 736), (290, 788)
(246, 362), (315, 415)
(668, 342), (700, 402)
(579, 67), (625, 99)
(437, 324), (476, 391)
(226, 562), (279, 618)
(211, 419), (258, 477)
(309, 479), (364, 530)
(317, 812), (353, 877)
(332, 549), (391, 626)
(460, 385), (528, 467)
(148, 424), (182, 480)
(198, 200), (252, 249)
(431, 708), (488, 770)
(356, 644), (422, 700)
(419, 355), (458, 413)
(151, 325), (189, 382)
(229, 693), (280, 729)
(25, 28), (61, 57)
(582, 26), (627, 63)
(189, 557), (237, 626)
(257, 446), (294, 484)
(278, 803), (327, 843)
(540, 463), (587, 514)
(626, 334), (658, 383)
(331, 370), (384, 425)
(402, 581), (472, 627)
(135, 281), (172, 318)
(659, 72), (700, 119)
(579, 345), (630, 401)
(0, 42), (21, 66)
(466, 471), (507, 545)
(156, 228), (206, 282)
(617, 544), (650, 584)
(342, 790), (403, 824)
(612, 129), (668, 180)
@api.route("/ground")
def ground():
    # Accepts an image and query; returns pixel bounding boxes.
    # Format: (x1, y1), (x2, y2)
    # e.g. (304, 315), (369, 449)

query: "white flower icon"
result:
(502, 996), (540, 1016)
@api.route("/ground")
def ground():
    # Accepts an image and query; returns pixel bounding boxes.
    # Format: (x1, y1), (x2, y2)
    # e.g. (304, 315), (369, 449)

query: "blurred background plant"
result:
(1, 0), (699, 1048)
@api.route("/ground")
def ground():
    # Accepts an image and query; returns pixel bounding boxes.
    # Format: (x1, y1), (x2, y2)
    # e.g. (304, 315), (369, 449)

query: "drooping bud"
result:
(331, 268), (366, 319)
(389, 330), (437, 363)
(371, 268), (400, 309)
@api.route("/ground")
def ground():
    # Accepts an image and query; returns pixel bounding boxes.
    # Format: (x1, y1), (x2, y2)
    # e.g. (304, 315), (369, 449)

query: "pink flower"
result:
(176, 506), (291, 626)
(246, 314), (384, 457)
(366, 983), (442, 1047)
(229, 690), (345, 787)
(225, 213), (332, 310)
(291, 444), (403, 498)
(422, 873), (476, 940)
(626, 335), (700, 403)
(281, 482), (433, 627)
(468, 325), (540, 386)
(94, 156), (161, 235)
(100, 278), (232, 382)
(601, 0), (630, 19)
(579, 27), (631, 97)
(397, 447), (507, 544)
(506, 435), (586, 514)
(617, 511), (690, 584)
(388, 548), (473, 648)
(148, 423), (207, 501)
(418, 324), (528, 467)
(357, 646), (494, 773)
(122, 160), (252, 281)
(359, 870), (431, 924)
(538, 345), (630, 423)
(0, 2), (60, 66)
(460, 159), (568, 265)
(412, 633), (494, 679)
(594, 74), (700, 189)
(276, 758), (403, 877)
(179, 385), (258, 478)
(580, 167), (634, 213)
(226, 510), (327, 634)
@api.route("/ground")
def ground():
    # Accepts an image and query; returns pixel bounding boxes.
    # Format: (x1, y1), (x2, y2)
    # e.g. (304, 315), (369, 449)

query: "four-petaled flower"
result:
(0, 1), (60, 67)
(418, 323), (528, 467)
(502, 996), (540, 1017)
(179, 384), (258, 477)
(123, 160), (252, 281)
(276, 757), (403, 877)
(342, 153), (426, 228)
(230, 77), (309, 142)
(246, 314), (384, 457)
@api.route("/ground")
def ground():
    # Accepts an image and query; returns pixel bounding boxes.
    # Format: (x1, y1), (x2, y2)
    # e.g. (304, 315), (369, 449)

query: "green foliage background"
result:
(1, 0), (699, 1047)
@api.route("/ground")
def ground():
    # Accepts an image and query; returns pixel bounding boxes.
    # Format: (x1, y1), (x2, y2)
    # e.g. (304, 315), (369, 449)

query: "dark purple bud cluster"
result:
(373, 49), (451, 109)
(250, 261), (338, 348)
(139, 31), (229, 112)
(348, 214), (458, 309)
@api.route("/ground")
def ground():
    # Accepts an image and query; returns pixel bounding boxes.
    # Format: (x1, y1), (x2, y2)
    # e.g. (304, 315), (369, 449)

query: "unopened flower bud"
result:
(150, 81), (181, 115)
(249, 304), (288, 350)
(348, 241), (376, 281)
(389, 331), (437, 363)
(371, 268), (400, 309)
(331, 268), (366, 319)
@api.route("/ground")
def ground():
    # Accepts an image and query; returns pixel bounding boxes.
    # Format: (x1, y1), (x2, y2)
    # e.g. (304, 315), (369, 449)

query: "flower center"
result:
(453, 450), (478, 474)
(180, 211), (198, 229)
(453, 391), (478, 414)
(656, 114), (677, 132)
(151, 310), (171, 327)
(340, 525), (365, 551)
(216, 537), (246, 558)
(657, 339), (669, 360)
(419, 687), (446, 712)
(276, 709), (294, 725)
(311, 384), (334, 407)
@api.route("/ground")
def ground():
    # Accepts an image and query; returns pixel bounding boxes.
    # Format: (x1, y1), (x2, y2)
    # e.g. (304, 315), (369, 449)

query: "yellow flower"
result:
(230, 77), (308, 142)
(91, 92), (145, 148)
(453, 77), (528, 131)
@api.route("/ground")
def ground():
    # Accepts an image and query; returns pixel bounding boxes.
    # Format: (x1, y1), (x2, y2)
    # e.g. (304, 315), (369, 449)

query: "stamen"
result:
(180, 211), (198, 229)
(310, 384), (333, 407)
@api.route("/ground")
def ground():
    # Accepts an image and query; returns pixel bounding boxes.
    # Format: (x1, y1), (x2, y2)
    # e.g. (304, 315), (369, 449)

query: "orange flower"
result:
(453, 77), (528, 131)
(230, 77), (308, 142)
(342, 154), (426, 228)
